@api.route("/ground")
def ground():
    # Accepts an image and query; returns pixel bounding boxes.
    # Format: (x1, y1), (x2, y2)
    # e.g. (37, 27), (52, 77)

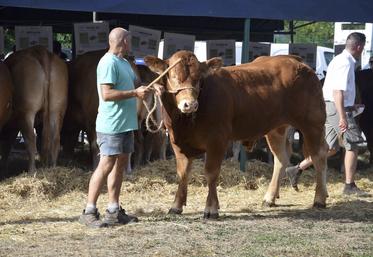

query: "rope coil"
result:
(142, 58), (182, 133)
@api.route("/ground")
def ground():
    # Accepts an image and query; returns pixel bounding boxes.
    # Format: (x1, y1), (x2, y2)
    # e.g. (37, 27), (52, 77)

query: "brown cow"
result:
(1, 46), (68, 171)
(356, 68), (373, 164)
(144, 51), (328, 218)
(61, 50), (166, 168)
(0, 62), (13, 131)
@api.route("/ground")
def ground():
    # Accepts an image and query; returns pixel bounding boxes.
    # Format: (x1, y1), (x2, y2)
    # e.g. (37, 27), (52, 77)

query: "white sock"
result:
(85, 203), (97, 214)
(107, 202), (120, 213)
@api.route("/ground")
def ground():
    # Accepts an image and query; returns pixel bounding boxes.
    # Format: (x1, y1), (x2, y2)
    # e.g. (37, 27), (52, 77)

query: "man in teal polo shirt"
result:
(79, 27), (150, 228)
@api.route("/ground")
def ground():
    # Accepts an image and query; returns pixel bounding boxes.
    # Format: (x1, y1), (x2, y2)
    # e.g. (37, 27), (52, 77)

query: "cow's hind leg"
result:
(169, 142), (193, 215)
(302, 126), (328, 208)
(263, 126), (290, 206)
(20, 114), (37, 171)
(86, 125), (99, 169)
(0, 122), (19, 173)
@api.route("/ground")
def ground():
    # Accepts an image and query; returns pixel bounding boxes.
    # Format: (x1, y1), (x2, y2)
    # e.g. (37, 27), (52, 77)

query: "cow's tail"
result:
(37, 47), (52, 166)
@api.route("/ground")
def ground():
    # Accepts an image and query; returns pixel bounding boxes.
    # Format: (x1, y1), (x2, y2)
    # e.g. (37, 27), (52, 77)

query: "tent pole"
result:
(239, 18), (250, 172)
(93, 12), (97, 22)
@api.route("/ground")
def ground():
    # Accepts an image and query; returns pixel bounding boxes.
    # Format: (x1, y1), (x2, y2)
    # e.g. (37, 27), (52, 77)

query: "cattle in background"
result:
(0, 62), (13, 131)
(61, 50), (166, 168)
(356, 68), (373, 164)
(145, 51), (328, 218)
(0, 46), (68, 171)
(133, 64), (167, 167)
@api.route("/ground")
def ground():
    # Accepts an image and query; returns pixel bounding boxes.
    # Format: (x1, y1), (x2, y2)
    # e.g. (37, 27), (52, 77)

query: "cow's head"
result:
(144, 50), (223, 113)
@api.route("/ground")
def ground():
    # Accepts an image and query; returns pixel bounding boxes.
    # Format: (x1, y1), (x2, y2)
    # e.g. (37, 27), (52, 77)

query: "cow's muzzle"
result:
(178, 99), (199, 113)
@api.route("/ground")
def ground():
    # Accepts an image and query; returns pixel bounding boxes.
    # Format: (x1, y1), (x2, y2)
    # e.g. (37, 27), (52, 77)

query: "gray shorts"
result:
(96, 131), (134, 156)
(325, 101), (363, 151)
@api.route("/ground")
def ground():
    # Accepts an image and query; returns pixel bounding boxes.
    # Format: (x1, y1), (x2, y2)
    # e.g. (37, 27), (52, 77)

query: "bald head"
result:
(109, 27), (130, 48)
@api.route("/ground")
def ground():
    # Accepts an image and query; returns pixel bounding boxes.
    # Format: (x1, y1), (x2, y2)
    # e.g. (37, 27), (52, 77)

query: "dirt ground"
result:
(0, 154), (372, 257)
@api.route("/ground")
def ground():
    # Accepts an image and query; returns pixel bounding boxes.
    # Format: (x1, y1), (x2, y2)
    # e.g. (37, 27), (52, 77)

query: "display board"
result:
(207, 40), (235, 66)
(129, 25), (161, 58)
(74, 22), (109, 56)
(15, 26), (53, 52)
(163, 32), (195, 59)
(289, 43), (317, 70)
(248, 42), (270, 62)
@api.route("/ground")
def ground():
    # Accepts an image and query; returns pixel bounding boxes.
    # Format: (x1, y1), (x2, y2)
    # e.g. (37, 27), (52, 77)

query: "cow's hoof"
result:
(313, 202), (326, 209)
(262, 201), (276, 207)
(168, 208), (183, 215)
(203, 212), (219, 219)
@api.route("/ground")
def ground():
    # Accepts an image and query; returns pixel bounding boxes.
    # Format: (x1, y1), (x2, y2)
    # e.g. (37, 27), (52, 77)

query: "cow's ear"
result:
(144, 56), (168, 75)
(205, 57), (223, 70)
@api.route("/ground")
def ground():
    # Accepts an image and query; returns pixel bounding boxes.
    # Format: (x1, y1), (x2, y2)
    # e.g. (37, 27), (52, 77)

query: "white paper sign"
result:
(163, 32), (195, 59)
(0, 27), (4, 55)
(15, 26), (53, 52)
(129, 25), (161, 58)
(289, 43), (317, 70)
(248, 42), (270, 62)
(207, 40), (235, 66)
(74, 22), (109, 56)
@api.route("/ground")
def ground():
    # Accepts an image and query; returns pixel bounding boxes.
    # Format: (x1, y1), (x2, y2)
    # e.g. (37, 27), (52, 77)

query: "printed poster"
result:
(74, 22), (109, 56)
(15, 26), (53, 52)
(289, 43), (317, 70)
(248, 42), (270, 62)
(163, 32), (195, 59)
(129, 25), (161, 58)
(207, 40), (236, 66)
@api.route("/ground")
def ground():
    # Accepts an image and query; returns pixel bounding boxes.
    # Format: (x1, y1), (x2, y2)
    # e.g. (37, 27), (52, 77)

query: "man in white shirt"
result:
(286, 32), (368, 196)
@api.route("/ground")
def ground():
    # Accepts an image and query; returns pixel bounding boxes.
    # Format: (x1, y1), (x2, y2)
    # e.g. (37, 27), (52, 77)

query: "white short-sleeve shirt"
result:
(322, 49), (356, 107)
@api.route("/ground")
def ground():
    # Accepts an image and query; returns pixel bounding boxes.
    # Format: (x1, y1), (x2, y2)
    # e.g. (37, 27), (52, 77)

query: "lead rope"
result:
(142, 58), (182, 133)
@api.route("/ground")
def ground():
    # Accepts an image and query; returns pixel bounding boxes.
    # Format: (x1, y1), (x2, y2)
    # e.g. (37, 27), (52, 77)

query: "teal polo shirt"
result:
(96, 52), (138, 134)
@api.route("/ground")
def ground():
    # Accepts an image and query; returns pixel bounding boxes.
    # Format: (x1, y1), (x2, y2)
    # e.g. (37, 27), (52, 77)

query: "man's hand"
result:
(152, 83), (165, 96)
(135, 86), (150, 100)
(339, 117), (348, 133)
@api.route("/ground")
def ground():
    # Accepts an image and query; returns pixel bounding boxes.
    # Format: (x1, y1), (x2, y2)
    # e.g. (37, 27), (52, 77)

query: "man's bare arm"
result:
(333, 89), (347, 132)
(100, 84), (149, 101)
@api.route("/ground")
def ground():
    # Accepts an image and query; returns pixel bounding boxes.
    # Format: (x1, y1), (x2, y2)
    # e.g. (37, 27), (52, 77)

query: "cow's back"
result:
(222, 55), (324, 139)
(0, 62), (12, 130)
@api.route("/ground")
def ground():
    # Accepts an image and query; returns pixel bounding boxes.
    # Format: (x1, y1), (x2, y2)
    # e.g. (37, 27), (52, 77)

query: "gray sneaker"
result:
(103, 207), (139, 225)
(342, 183), (370, 196)
(285, 165), (302, 191)
(79, 209), (108, 228)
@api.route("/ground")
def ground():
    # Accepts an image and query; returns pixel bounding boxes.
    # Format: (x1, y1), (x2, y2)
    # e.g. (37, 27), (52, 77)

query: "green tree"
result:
(55, 33), (72, 49)
(275, 21), (334, 48)
(4, 28), (15, 53)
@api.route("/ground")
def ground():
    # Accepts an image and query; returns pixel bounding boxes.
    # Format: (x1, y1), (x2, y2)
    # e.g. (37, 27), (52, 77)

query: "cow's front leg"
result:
(203, 145), (226, 219)
(169, 143), (193, 215)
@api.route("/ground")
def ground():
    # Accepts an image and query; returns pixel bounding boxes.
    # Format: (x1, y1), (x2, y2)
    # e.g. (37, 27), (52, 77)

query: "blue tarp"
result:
(0, 0), (372, 22)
